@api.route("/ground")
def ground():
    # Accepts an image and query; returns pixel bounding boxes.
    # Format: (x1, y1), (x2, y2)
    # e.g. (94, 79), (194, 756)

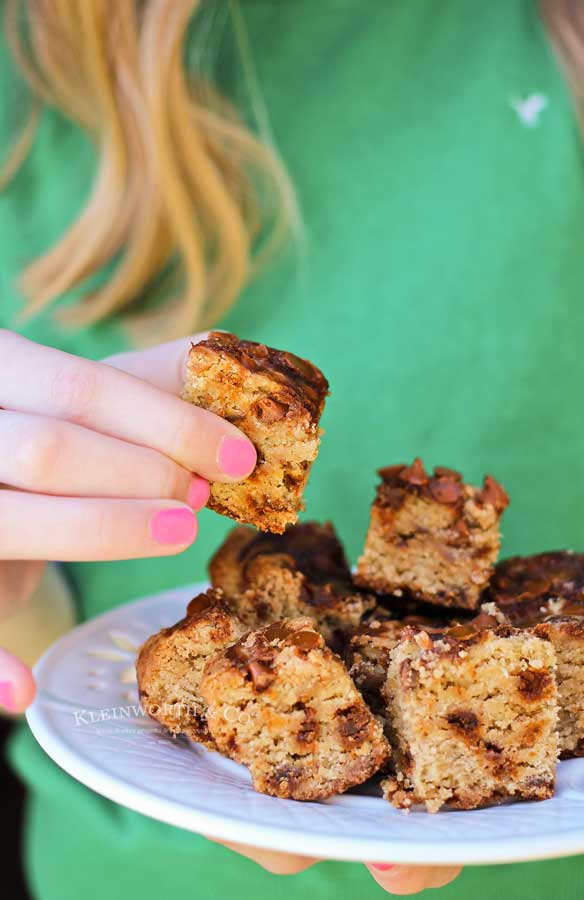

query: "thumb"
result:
(365, 864), (462, 895)
(0, 647), (36, 714)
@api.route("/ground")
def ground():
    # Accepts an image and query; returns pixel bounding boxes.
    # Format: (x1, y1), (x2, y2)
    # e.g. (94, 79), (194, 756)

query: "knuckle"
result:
(14, 421), (63, 487)
(160, 461), (188, 500)
(92, 505), (118, 558)
(166, 414), (193, 463)
(49, 362), (99, 421)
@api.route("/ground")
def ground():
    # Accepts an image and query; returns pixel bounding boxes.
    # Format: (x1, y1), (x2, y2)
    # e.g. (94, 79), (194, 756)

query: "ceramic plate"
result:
(26, 582), (584, 866)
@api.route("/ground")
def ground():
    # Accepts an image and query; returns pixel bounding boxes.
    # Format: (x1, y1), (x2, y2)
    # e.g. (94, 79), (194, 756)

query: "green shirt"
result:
(4, 1), (584, 897)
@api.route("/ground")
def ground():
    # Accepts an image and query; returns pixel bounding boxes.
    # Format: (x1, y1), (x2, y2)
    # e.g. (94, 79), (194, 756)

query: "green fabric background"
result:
(2, 1), (584, 897)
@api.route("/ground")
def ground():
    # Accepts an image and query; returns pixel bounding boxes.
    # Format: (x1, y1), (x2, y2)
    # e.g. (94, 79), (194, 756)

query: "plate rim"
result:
(25, 583), (584, 867)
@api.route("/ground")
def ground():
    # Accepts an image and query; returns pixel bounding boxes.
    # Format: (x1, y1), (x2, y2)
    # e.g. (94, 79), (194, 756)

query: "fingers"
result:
(0, 648), (36, 713)
(0, 491), (198, 561)
(104, 333), (208, 394)
(0, 560), (46, 619)
(0, 331), (256, 483)
(0, 410), (209, 506)
(365, 864), (462, 895)
(207, 837), (317, 875)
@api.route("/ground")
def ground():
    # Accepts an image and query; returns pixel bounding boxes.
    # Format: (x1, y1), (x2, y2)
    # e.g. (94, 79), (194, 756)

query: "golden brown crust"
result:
(195, 332), (329, 418)
(183, 333), (329, 534)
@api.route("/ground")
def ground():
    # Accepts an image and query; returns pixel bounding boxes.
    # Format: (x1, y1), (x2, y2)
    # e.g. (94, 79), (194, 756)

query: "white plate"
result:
(27, 582), (584, 866)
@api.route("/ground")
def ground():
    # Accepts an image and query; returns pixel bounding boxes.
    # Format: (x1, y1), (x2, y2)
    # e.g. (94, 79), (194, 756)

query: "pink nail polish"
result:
(0, 680), (16, 712)
(187, 476), (210, 510)
(150, 509), (198, 545)
(218, 437), (257, 478)
(371, 863), (396, 872)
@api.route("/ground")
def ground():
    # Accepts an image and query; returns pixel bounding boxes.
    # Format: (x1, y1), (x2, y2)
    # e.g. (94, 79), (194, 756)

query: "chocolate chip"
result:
(247, 660), (275, 691)
(429, 477), (463, 504)
(478, 475), (510, 512)
(434, 466), (462, 481)
(445, 623), (478, 640)
(336, 705), (370, 742)
(446, 709), (479, 734)
(399, 457), (428, 486)
(399, 659), (419, 688)
(253, 397), (289, 423)
(517, 668), (553, 701)
(285, 630), (321, 651)
(279, 351), (317, 380)
(186, 591), (217, 617)
(378, 464), (407, 480)
(263, 622), (296, 642)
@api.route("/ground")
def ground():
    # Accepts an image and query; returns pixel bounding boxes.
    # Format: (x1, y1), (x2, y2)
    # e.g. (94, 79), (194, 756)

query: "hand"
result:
(210, 839), (462, 894)
(0, 330), (257, 712)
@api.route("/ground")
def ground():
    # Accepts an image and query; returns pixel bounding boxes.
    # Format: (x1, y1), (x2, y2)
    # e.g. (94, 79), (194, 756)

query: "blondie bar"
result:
(485, 551), (584, 758)
(209, 521), (374, 645)
(381, 624), (558, 812)
(136, 589), (245, 748)
(356, 459), (509, 610)
(200, 618), (390, 800)
(183, 332), (329, 533)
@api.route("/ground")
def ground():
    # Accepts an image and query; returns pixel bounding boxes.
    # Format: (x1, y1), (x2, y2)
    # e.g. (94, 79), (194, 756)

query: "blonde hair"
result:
(1, 0), (581, 341)
(2, 0), (298, 342)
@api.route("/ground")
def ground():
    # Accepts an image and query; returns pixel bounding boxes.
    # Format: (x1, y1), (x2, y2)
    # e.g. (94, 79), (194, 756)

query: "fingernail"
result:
(0, 680), (16, 713)
(371, 863), (396, 872)
(150, 508), (198, 545)
(217, 437), (257, 478)
(187, 476), (210, 510)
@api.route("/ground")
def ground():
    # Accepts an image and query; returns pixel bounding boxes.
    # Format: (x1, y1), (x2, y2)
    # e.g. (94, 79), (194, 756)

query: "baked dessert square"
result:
(136, 589), (245, 749)
(200, 618), (390, 800)
(209, 521), (375, 645)
(183, 332), (329, 534)
(355, 459), (509, 610)
(485, 550), (584, 759)
(344, 606), (452, 717)
(381, 624), (558, 812)
(533, 615), (584, 759)
(484, 550), (584, 625)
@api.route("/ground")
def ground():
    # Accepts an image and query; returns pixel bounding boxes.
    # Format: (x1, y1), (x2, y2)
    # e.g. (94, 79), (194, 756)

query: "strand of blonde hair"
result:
(2, 0), (298, 342)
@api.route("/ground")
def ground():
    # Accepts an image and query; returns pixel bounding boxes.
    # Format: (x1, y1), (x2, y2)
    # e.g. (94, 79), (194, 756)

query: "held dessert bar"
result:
(136, 589), (245, 749)
(183, 332), (329, 533)
(355, 459), (509, 610)
(485, 551), (584, 759)
(200, 618), (390, 800)
(209, 521), (375, 645)
(382, 624), (558, 812)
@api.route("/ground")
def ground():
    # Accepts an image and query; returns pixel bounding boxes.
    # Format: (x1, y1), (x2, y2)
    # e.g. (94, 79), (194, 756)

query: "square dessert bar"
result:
(136, 589), (245, 749)
(355, 459), (509, 610)
(382, 624), (558, 812)
(485, 551), (584, 759)
(484, 550), (584, 625)
(200, 618), (390, 800)
(183, 332), (329, 534)
(344, 606), (453, 718)
(209, 521), (375, 646)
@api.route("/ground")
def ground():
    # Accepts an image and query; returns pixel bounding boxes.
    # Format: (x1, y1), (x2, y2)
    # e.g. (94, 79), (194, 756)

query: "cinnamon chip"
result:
(400, 457), (428, 486)
(479, 475), (510, 512)
(429, 477), (463, 504)
(285, 630), (321, 651)
(253, 397), (289, 423)
(247, 660), (276, 691)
